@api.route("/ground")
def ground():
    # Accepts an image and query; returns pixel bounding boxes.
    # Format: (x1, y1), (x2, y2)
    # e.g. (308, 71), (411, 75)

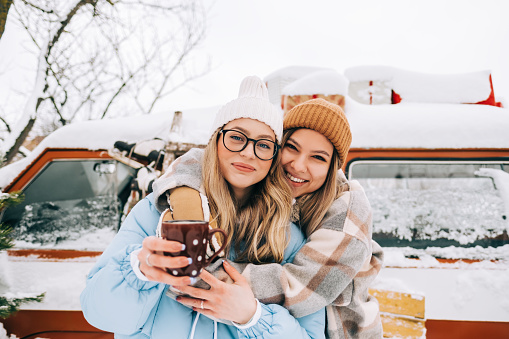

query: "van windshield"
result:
(349, 161), (509, 250)
(1, 159), (136, 250)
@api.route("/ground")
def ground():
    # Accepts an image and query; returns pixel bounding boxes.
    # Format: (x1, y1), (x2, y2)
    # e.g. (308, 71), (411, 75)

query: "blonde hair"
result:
(202, 129), (293, 263)
(282, 128), (349, 237)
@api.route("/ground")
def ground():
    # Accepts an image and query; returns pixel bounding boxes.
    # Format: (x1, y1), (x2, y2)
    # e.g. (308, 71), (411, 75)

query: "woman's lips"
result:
(285, 171), (308, 186)
(232, 162), (255, 172)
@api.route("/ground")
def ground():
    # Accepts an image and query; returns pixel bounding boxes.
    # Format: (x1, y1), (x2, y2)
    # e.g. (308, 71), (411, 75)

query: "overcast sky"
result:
(166, 0), (509, 111)
(1, 0), (508, 115)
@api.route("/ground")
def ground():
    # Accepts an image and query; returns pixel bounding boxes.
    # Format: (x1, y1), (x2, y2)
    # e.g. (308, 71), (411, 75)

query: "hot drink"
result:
(160, 220), (227, 277)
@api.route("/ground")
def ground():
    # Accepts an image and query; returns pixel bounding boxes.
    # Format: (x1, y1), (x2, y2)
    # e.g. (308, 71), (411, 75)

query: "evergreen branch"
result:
(0, 293), (45, 318)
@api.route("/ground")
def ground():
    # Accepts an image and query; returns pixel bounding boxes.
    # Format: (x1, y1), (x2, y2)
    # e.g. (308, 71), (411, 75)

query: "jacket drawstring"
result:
(188, 313), (200, 339)
(188, 313), (218, 339)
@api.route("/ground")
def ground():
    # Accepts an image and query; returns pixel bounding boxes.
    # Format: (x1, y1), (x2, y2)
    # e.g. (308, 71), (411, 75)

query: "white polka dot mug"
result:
(160, 220), (228, 277)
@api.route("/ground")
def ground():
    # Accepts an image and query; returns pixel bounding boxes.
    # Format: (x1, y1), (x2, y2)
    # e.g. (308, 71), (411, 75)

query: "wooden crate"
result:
(369, 288), (426, 338)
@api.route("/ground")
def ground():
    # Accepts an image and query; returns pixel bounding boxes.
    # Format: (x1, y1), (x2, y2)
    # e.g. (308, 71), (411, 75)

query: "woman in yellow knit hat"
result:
(81, 76), (327, 339)
(151, 97), (384, 339)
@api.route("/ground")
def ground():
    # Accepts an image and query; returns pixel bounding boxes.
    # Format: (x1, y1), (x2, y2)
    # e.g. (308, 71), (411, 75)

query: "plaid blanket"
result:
(153, 148), (384, 338)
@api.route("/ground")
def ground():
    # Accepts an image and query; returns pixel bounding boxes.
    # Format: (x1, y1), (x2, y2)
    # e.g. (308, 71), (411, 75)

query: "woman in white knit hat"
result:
(81, 76), (326, 339)
(148, 97), (384, 338)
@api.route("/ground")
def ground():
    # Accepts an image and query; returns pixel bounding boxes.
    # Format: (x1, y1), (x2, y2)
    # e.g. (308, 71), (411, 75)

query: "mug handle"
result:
(205, 228), (228, 265)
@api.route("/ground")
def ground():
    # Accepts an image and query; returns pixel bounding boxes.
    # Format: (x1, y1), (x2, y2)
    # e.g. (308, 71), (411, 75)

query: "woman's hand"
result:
(138, 236), (194, 285)
(174, 260), (257, 325)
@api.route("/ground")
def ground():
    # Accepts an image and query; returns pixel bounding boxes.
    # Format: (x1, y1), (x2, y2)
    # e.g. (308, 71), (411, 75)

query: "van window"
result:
(1, 160), (136, 248)
(349, 160), (509, 249)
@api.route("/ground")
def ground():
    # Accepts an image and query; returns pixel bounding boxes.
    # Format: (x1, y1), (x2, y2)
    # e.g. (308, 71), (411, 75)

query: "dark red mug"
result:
(160, 220), (227, 277)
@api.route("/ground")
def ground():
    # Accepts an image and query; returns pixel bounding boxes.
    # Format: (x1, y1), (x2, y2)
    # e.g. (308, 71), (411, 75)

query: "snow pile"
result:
(382, 245), (509, 266)
(344, 65), (397, 82)
(371, 276), (424, 295)
(475, 168), (509, 217)
(393, 70), (491, 104)
(452, 269), (509, 313)
(344, 65), (492, 104)
(345, 97), (509, 149)
(0, 323), (18, 339)
(6, 260), (96, 311)
(0, 252), (11, 292)
(281, 70), (349, 96)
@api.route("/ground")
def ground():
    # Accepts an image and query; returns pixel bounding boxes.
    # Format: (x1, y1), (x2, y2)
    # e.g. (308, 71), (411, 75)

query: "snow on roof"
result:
(394, 70), (492, 104)
(345, 97), (509, 149)
(344, 65), (398, 82)
(0, 106), (219, 189)
(264, 65), (334, 83)
(282, 70), (349, 96)
(345, 65), (493, 104)
(1, 98), (508, 189)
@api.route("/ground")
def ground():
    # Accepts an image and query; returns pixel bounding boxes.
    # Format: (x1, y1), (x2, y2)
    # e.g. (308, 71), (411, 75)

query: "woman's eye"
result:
(313, 155), (326, 162)
(257, 142), (271, 150)
(230, 134), (245, 142)
(285, 143), (297, 150)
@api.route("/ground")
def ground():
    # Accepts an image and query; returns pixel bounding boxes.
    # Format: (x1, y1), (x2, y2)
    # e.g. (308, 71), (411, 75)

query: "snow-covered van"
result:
(1, 66), (508, 338)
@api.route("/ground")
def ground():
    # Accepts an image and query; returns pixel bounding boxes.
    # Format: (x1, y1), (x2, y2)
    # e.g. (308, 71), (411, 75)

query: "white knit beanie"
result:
(209, 76), (283, 142)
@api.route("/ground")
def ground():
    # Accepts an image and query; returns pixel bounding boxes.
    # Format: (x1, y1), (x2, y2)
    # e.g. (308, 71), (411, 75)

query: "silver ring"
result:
(200, 300), (204, 309)
(145, 253), (154, 267)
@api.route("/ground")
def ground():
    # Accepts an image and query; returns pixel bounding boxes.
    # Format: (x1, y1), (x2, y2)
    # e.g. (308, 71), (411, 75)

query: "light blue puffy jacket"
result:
(80, 194), (325, 339)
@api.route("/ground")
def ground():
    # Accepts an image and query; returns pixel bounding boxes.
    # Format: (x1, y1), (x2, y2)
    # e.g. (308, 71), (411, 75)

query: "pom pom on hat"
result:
(210, 76), (283, 142)
(284, 98), (352, 165)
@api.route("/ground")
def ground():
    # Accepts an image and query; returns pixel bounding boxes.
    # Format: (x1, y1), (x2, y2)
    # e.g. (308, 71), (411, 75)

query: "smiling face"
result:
(281, 128), (334, 198)
(217, 118), (276, 201)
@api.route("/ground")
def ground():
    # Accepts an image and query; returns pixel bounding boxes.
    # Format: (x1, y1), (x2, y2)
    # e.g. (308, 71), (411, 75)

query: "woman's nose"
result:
(239, 141), (256, 159)
(291, 156), (307, 173)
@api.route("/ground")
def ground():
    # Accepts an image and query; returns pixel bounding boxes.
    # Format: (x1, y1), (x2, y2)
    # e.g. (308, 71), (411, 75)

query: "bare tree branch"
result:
(2, 0), (210, 164)
(20, 0), (54, 14)
(0, 115), (11, 133)
(0, 0), (14, 39)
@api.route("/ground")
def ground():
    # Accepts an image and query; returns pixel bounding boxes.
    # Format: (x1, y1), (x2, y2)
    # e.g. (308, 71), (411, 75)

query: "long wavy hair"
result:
(202, 128), (293, 264)
(282, 128), (349, 237)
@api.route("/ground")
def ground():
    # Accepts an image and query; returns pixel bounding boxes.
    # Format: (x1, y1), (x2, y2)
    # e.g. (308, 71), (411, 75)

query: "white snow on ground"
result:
(4, 258), (96, 311)
(0, 322), (17, 339)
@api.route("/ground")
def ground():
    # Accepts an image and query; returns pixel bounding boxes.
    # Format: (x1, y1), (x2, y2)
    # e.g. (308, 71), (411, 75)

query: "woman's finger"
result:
(176, 295), (206, 309)
(178, 297), (219, 318)
(193, 307), (217, 319)
(222, 260), (245, 283)
(143, 267), (194, 286)
(143, 236), (185, 253)
(173, 284), (209, 300)
(198, 269), (221, 288)
(138, 251), (190, 270)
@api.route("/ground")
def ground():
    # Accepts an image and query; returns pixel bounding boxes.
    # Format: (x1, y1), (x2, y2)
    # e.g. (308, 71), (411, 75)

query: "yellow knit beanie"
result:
(283, 98), (352, 165)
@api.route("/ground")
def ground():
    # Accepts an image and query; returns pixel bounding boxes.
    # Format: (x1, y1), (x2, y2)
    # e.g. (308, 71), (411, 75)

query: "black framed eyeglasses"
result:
(219, 129), (279, 161)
